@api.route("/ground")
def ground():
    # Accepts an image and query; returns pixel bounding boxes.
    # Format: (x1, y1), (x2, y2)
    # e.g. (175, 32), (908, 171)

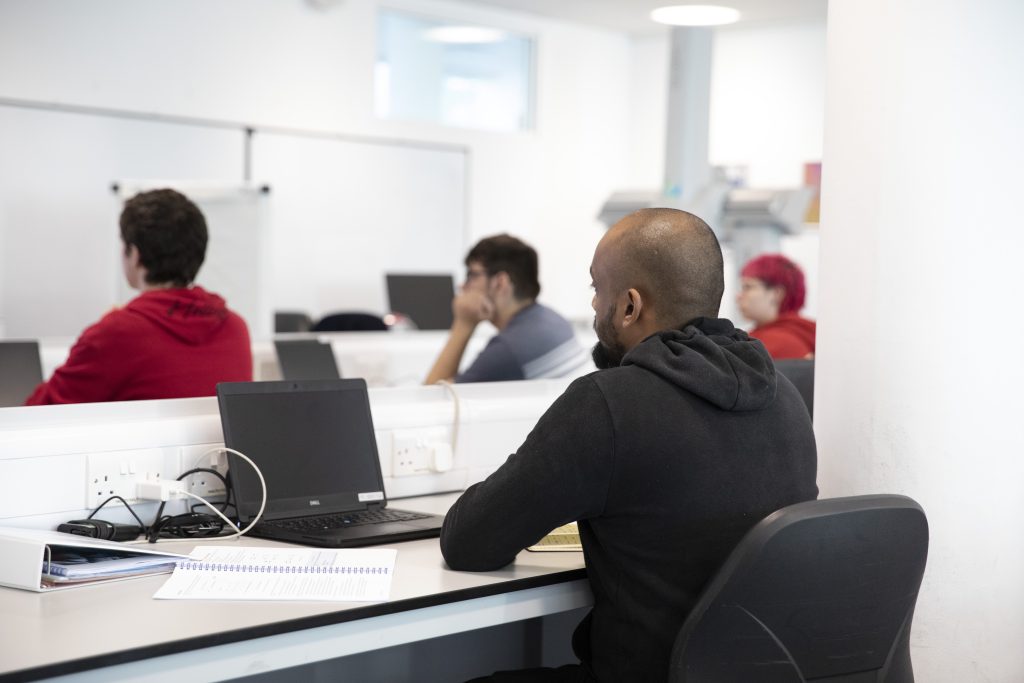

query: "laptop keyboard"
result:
(266, 508), (432, 532)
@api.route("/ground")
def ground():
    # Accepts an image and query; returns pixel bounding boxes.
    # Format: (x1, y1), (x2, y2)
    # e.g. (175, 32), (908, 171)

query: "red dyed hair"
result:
(740, 254), (806, 315)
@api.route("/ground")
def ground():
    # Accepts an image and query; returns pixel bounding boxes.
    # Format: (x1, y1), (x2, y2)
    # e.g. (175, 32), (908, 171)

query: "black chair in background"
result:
(669, 494), (929, 683)
(775, 358), (814, 418)
(312, 312), (389, 332)
(274, 311), (313, 334)
(0, 340), (44, 407)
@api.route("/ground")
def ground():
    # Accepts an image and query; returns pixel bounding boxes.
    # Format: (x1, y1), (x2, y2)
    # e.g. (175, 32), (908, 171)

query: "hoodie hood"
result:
(621, 317), (776, 411)
(123, 287), (232, 345)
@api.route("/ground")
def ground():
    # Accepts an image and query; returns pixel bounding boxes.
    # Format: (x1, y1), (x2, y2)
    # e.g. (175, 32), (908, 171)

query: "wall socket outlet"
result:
(392, 427), (453, 477)
(85, 448), (179, 507)
(179, 444), (227, 499)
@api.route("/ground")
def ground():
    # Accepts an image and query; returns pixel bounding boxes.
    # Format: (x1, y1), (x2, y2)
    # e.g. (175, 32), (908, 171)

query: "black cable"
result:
(146, 467), (237, 543)
(87, 495), (147, 530)
(176, 468), (231, 511)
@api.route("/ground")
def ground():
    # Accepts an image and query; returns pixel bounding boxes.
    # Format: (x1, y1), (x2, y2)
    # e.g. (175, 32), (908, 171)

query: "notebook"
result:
(216, 379), (445, 548)
(527, 522), (583, 552)
(274, 339), (341, 380)
(0, 340), (44, 407)
(385, 273), (455, 330)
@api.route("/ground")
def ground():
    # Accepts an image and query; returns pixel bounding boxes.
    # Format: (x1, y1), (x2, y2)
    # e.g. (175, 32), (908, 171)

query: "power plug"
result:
(137, 480), (188, 502)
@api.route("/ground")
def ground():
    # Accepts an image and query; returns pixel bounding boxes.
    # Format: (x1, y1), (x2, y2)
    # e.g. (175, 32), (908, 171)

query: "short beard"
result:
(591, 341), (625, 370)
(592, 304), (627, 370)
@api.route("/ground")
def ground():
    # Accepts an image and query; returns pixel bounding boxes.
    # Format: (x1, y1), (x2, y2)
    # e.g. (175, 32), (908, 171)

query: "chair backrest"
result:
(0, 340), (44, 407)
(774, 358), (814, 418)
(669, 494), (928, 683)
(312, 312), (389, 332)
(274, 311), (313, 333)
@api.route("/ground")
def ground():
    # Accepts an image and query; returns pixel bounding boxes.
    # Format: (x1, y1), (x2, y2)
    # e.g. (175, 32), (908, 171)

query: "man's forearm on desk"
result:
(425, 320), (476, 384)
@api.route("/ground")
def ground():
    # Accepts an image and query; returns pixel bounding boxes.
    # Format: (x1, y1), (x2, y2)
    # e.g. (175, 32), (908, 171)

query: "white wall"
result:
(710, 20), (827, 188)
(816, 0), (1024, 679)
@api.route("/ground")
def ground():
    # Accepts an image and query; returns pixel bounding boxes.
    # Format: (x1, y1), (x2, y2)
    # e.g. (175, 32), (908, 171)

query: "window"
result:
(375, 9), (534, 132)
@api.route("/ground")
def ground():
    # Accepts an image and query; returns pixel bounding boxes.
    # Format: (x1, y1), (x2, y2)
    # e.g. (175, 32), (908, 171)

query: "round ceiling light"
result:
(423, 26), (507, 44)
(650, 5), (741, 26)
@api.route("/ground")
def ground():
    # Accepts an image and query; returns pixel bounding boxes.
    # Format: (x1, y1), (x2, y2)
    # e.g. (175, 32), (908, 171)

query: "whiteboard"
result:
(0, 102), (468, 339)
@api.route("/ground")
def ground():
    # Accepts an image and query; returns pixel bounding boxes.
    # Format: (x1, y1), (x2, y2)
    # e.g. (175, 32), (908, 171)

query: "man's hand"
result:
(453, 290), (494, 326)
(425, 292), (492, 384)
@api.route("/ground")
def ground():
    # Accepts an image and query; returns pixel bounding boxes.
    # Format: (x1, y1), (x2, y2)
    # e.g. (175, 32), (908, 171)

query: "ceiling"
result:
(462, 0), (828, 35)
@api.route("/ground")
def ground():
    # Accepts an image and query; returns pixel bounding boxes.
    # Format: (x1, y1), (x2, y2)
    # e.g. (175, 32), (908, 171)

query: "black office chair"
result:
(312, 312), (389, 332)
(775, 358), (814, 418)
(669, 494), (928, 683)
(274, 311), (313, 333)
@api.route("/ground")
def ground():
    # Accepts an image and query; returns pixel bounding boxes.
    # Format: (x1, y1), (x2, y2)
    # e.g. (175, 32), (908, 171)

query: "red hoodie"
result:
(26, 287), (252, 405)
(748, 313), (816, 360)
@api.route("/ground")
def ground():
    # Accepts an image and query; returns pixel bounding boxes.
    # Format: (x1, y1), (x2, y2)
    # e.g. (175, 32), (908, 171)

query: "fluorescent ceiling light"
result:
(650, 5), (741, 26)
(423, 26), (507, 44)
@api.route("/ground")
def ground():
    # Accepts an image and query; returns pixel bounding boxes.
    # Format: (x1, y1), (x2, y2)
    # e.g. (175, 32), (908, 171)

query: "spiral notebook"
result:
(153, 545), (397, 601)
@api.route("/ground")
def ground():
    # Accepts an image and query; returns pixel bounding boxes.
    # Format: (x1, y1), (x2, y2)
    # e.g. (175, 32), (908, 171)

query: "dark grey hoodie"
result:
(441, 318), (818, 682)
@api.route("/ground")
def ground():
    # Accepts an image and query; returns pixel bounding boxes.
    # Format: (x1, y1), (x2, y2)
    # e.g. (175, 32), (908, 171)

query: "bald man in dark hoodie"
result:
(441, 208), (818, 683)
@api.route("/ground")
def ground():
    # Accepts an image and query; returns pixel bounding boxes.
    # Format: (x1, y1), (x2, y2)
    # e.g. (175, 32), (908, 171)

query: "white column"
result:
(663, 27), (713, 207)
(816, 1), (1024, 680)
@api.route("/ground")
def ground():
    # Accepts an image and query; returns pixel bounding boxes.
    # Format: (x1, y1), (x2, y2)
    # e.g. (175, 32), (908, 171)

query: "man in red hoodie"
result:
(26, 189), (252, 405)
(736, 253), (816, 360)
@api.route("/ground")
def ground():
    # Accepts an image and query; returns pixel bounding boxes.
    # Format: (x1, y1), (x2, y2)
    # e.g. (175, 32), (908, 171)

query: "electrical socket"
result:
(179, 444), (227, 499)
(392, 427), (453, 477)
(85, 448), (179, 507)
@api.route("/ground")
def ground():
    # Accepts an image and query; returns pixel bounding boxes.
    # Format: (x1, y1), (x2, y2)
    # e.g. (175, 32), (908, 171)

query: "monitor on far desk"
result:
(0, 340), (43, 407)
(386, 274), (455, 331)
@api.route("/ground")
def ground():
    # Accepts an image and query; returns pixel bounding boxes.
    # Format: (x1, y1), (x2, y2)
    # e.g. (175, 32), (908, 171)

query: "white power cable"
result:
(123, 446), (267, 545)
(435, 379), (461, 454)
(189, 446), (267, 541)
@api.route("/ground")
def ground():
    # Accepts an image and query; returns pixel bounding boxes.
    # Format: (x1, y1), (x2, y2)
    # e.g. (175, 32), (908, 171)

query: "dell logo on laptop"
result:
(309, 499), (321, 506)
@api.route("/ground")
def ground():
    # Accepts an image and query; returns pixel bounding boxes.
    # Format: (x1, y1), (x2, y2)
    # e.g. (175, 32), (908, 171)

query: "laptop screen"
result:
(386, 273), (455, 330)
(217, 379), (386, 521)
(0, 340), (44, 407)
(274, 339), (341, 381)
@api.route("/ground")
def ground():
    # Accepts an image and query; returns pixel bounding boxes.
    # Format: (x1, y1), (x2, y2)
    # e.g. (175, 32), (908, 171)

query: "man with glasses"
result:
(425, 234), (588, 384)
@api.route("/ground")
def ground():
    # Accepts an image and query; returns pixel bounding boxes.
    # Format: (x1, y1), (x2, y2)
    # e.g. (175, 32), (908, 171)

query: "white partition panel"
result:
(0, 379), (571, 529)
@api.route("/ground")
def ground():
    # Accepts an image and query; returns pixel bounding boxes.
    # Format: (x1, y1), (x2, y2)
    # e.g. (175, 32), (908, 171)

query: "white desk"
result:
(0, 496), (591, 682)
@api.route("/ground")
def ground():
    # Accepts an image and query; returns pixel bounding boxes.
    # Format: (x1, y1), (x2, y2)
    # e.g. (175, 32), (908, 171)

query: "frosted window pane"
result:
(375, 10), (534, 132)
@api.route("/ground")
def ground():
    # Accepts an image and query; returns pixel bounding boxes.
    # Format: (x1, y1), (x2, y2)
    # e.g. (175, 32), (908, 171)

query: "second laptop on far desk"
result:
(217, 379), (444, 548)
(273, 339), (341, 381)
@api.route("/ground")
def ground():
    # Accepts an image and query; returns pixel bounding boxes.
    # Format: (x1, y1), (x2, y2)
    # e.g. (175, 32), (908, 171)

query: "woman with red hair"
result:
(737, 254), (816, 359)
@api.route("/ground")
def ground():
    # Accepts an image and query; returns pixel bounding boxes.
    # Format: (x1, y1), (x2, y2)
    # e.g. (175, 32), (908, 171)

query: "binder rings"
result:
(0, 526), (188, 592)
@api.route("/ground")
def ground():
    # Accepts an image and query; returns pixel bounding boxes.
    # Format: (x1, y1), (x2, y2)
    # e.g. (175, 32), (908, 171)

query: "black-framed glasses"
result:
(465, 268), (490, 282)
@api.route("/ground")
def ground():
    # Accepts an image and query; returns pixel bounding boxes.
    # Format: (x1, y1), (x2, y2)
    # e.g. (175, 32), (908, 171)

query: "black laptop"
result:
(274, 339), (341, 381)
(216, 379), (444, 548)
(0, 340), (44, 407)
(385, 273), (455, 330)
